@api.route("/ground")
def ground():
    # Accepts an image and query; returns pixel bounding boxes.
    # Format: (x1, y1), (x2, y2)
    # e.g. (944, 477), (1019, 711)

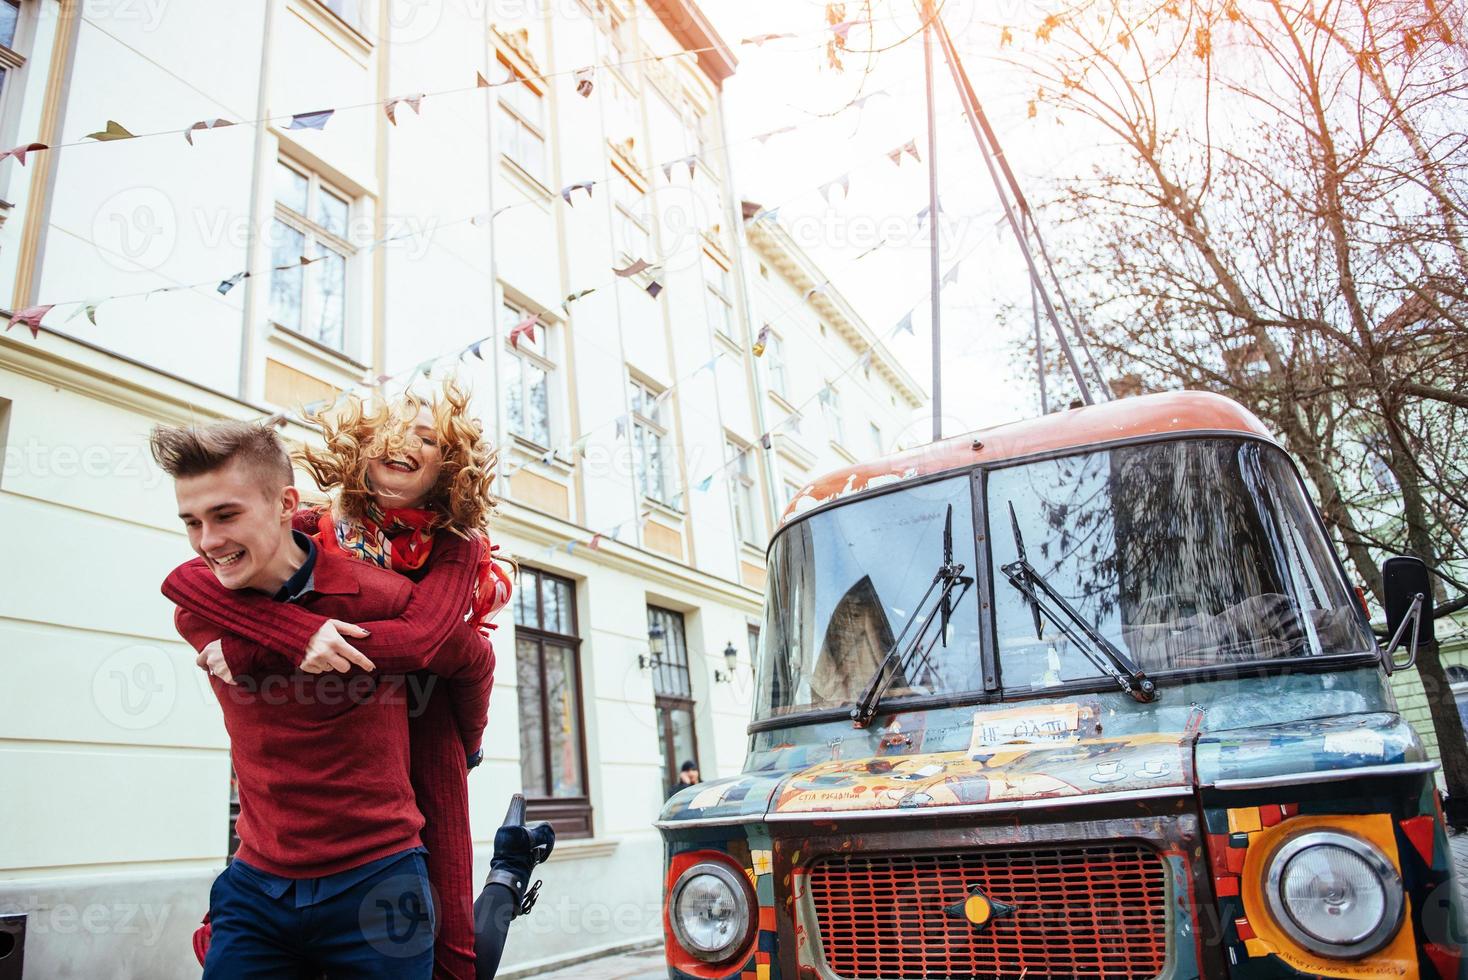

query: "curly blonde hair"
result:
(299, 379), (497, 535)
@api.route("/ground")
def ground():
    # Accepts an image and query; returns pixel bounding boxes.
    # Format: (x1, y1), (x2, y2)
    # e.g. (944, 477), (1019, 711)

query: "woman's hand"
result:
(196, 641), (236, 685)
(300, 621), (377, 674)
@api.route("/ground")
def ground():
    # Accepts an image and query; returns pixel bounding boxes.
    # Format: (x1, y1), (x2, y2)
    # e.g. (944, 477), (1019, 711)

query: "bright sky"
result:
(705, 0), (1077, 442)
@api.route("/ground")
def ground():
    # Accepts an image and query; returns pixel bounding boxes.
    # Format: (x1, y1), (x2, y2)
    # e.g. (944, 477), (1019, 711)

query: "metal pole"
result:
(922, 1), (943, 440)
(1031, 274), (1048, 414)
(931, 12), (1093, 404)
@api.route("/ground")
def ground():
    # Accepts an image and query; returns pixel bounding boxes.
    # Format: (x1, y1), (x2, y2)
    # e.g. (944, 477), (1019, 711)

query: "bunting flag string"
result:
(2, 20), (851, 164)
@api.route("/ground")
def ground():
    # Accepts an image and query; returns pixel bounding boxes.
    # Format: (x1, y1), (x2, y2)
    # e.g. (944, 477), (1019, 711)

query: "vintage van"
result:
(657, 391), (1465, 980)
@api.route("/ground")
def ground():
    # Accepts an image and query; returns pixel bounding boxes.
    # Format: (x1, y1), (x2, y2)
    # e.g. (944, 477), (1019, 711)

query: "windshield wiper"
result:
(1001, 500), (1157, 703)
(850, 505), (975, 728)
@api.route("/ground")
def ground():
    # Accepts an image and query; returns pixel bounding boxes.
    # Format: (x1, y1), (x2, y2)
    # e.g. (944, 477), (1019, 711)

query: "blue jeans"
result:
(202, 852), (436, 979)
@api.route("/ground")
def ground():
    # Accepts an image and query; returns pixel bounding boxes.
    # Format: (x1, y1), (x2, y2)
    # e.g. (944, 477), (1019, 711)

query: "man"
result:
(669, 760), (700, 799)
(152, 418), (492, 978)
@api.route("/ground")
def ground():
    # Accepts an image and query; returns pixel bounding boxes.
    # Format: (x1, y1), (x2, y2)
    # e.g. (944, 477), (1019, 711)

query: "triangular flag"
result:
(645, 279), (663, 299)
(819, 173), (851, 203)
(476, 70), (491, 88)
(894, 310), (915, 335)
(562, 287), (596, 313)
(829, 20), (857, 39)
(696, 474), (714, 492)
(416, 360), (434, 379)
(760, 432), (772, 450)
(575, 67), (595, 98)
(6, 304), (53, 338)
(565, 540), (576, 554)
(67, 300), (102, 326)
(588, 532), (604, 550)
(469, 340), (484, 361)
(384, 94), (425, 126)
(850, 90), (889, 110)
(185, 119), (234, 145)
(86, 120), (136, 142)
(661, 160), (676, 183)
(539, 448), (555, 465)
(888, 139), (920, 166)
(560, 181), (594, 206)
(942, 262), (961, 285)
(817, 387), (833, 406)
(615, 415), (628, 440)
(752, 324), (771, 356)
(680, 154), (697, 178)
(572, 433), (593, 459)
(742, 31), (796, 45)
(804, 282), (828, 301)
(508, 313), (539, 349)
(754, 125), (796, 144)
(699, 355), (719, 373)
(615, 258), (652, 278)
(288, 109), (334, 131)
(217, 271), (249, 295)
(0, 142), (48, 165)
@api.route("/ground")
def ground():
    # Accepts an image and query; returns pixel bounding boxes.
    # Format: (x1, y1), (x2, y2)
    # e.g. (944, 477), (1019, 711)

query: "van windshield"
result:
(989, 438), (1374, 689)
(755, 475), (983, 719)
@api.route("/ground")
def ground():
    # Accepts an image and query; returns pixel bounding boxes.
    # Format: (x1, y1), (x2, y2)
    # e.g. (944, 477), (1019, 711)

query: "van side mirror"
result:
(1381, 556), (1434, 673)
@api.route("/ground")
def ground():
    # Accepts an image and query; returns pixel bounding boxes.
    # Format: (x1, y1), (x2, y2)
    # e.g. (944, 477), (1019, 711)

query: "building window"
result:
(747, 623), (760, 666)
(649, 606), (699, 797)
(764, 329), (787, 398)
(514, 567), (592, 837)
(271, 160), (353, 352)
(0, 0), (24, 102)
(497, 59), (547, 186)
(703, 251), (734, 339)
(317, 0), (365, 31)
(629, 378), (672, 505)
(783, 479), (803, 504)
(612, 167), (651, 261)
(503, 302), (552, 447)
(824, 385), (845, 446)
(729, 439), (763, 547)
(869, 422), (883, 457)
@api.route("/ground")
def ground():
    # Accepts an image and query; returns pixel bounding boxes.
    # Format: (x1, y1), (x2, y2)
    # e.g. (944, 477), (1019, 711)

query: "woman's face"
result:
(366, 405), (443, 510)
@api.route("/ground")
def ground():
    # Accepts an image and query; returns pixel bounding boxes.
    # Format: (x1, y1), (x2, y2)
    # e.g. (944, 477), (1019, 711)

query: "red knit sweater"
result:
(163, 528), (492, 980)
(170, 550), (432, 878)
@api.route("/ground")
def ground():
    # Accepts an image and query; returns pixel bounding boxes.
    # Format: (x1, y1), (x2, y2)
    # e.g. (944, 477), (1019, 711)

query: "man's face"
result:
(174, 459), (299, 591)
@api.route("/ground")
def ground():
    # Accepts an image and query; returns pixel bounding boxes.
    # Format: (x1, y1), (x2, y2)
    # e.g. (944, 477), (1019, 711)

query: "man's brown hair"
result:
(149, 418), (294, 492)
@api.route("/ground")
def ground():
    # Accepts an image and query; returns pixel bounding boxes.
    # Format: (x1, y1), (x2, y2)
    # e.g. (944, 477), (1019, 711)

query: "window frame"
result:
(728, 438), (763, 547)
(496, 56), (549, 188)
(629, 376), (673, 506)
(270, 158), (356, 354)
(514, 566), (593, 838)
(503, 300), (555, 450)
(764, 328), (787, 398)
(703, 250), (734, 340)
(649, 606), (700, 793)
(611, 164), (652, 263)
(823, 383), (845, 447)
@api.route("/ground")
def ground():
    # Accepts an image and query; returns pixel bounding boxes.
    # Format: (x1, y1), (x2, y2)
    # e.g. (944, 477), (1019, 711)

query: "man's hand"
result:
(196, 641), (237, 686)
(299, 620), (377, 675)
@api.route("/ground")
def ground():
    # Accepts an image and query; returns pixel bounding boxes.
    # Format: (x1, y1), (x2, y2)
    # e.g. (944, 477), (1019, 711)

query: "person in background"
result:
(669, 760), (701, 799)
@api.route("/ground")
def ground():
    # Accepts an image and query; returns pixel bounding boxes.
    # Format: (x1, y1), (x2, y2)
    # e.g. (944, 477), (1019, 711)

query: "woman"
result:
(166, 380), (519, 980)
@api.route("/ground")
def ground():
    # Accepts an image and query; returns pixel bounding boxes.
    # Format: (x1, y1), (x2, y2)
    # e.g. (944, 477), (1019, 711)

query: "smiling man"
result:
(149, 417), (469, 978)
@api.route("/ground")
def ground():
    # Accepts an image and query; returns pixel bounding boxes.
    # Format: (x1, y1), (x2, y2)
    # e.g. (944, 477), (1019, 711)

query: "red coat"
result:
(164, 528), (492, 980)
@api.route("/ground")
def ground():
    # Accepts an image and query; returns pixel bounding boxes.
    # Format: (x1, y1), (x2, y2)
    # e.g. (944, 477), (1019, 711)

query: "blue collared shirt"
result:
(271, 531), (318, 604)
(230, 846), (428, 909)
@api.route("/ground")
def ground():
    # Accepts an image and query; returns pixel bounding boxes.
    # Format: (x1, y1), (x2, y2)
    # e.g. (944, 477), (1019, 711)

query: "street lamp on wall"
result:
(638, 623), (667, 671)
(714, 641), (739, 683)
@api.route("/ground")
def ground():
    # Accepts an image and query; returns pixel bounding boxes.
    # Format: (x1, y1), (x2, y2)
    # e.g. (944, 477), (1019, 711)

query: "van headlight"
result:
(669, 861), (752, 963)
(1264, 831), (1404, 958)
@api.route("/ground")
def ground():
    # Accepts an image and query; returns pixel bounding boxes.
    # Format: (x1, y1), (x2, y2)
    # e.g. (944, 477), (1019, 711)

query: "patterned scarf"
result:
(318, 503), (512, 631)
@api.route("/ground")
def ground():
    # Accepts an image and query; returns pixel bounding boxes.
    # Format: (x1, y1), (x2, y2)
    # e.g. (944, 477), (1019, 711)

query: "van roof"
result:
(780, 390), (1277, 525)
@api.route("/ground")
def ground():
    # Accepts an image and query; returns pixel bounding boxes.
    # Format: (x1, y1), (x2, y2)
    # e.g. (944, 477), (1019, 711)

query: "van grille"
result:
(806, 842), (1169, 979)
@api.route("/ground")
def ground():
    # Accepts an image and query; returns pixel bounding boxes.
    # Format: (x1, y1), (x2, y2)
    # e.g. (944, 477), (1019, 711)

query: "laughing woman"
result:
(163, 380), (524, 979)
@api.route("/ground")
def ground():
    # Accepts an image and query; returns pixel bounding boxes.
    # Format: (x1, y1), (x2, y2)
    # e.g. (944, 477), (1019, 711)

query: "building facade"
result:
(0, 1), (922, 976)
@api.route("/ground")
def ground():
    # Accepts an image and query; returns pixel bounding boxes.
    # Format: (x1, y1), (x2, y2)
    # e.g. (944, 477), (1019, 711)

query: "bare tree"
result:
(995, 0), (1468, 810)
